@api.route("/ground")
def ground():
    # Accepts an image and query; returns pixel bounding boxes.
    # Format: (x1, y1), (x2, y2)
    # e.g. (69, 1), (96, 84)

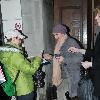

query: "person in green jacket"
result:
(0, 29), (43, 100)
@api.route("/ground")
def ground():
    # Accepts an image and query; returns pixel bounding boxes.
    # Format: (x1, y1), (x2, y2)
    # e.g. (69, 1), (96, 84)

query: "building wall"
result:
(0, 4), (3, 46)
(1, 0), (22, 33)
(21, 0), (44, 57)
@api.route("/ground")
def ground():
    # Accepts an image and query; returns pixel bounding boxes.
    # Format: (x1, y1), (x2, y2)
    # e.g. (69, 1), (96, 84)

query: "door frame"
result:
(59, 6), (84, 44)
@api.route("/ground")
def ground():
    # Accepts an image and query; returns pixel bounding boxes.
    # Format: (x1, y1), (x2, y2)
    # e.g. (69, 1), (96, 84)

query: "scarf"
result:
(52, 35), (67, 86)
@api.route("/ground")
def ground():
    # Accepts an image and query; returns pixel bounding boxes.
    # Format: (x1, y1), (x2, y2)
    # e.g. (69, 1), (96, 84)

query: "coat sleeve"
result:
(85, 49), (93, 58)
(12, 52), (42, 75)
(92, 33), (100, 69)
(61, 39), (83, 64)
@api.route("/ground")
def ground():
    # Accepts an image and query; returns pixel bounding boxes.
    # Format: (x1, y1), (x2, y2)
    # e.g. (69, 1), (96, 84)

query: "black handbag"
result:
(78, 68), (98, 100)
(46, 83), (57, 100)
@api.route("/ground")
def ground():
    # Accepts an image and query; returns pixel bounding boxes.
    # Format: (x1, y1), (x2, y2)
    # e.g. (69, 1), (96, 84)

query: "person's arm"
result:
(62, 39), (83, 64)
(12, 52), (42, 75)
(85, 49), (94, 58)
(68, 46), (94, 58)
(68, 47), (86, 54)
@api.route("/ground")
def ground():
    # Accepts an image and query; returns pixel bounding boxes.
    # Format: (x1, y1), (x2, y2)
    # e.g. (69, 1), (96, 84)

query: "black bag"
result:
(78, 69), (98, 100)
(46, 83), (57, 100)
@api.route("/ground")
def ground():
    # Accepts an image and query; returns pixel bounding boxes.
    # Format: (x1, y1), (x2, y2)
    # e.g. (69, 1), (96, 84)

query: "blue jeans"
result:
(16, 92), (34, 100)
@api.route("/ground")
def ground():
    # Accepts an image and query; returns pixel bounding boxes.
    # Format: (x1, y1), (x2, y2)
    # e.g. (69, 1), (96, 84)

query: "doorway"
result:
(54, 0), (87, 48)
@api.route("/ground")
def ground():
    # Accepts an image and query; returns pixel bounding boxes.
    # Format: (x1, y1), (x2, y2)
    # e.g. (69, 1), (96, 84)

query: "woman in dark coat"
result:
(68, 6), (100, 99)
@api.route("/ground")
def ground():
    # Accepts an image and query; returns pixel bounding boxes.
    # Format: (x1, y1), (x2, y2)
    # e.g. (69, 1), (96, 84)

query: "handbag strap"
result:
(13, 70), (20, 83)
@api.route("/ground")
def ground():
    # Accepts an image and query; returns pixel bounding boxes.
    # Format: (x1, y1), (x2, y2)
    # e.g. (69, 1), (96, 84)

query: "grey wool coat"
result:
(59, 37), (83, 97)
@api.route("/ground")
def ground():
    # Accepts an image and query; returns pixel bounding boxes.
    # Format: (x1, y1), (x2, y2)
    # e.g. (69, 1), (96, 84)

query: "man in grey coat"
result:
(52, 24), (83, 100)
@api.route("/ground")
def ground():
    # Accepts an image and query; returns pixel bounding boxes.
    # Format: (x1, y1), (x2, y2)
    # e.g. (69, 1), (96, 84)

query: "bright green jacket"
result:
(0, 44), (41, 96)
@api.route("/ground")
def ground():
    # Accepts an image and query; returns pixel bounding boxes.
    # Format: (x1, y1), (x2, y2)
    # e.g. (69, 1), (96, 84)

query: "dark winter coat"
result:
(88, 32), (100, 96)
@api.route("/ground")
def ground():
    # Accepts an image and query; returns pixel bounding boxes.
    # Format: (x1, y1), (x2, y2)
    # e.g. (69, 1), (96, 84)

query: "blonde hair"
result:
(95, 6), (100, 14)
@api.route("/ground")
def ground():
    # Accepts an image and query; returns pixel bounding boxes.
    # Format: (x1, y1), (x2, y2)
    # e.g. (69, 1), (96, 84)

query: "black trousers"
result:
(16, 92), (35, 100)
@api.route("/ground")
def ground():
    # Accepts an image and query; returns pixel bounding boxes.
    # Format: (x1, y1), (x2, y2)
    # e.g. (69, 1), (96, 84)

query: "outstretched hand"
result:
(54, 55), (64, 64)
(43, 53), (52, 60)
(68, 47), (86, 54)
(81, 61), (92, 69)
(68, 47), (79, 53)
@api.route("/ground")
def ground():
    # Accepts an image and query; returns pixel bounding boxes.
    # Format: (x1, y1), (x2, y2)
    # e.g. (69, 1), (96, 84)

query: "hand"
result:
(58, 56), (64, 63)
(55, 55), (64, 63)
(81, 61), (92, 69)
(68, 47), (79, 53)
(43, 53), (52, 60)
(68, 47), (86, 54)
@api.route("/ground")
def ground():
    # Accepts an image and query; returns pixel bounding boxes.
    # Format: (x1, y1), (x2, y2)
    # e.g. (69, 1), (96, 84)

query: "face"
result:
(95, 13), (100, 26)
(53, 33), (64, 41)
(11, 37), (23, 46)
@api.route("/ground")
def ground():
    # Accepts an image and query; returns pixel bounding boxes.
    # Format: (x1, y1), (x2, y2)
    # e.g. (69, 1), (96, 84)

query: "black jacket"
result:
(86, 32), (100, 96)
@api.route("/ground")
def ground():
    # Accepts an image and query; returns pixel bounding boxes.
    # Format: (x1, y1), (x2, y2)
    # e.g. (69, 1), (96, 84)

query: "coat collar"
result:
(0, 47), (20, 52)
(0, 43), (21, 52)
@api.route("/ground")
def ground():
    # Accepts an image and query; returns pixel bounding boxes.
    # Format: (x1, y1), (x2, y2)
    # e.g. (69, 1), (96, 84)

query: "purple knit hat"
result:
(52, 24), (68, 34)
